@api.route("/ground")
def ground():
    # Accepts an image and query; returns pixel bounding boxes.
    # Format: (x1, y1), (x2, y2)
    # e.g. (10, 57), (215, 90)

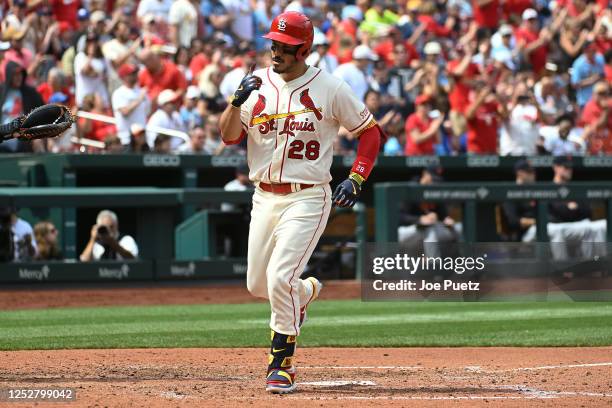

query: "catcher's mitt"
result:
(0, 104), (75, 142)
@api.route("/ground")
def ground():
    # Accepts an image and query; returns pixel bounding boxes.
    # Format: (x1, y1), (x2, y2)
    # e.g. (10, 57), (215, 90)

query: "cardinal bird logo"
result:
(250, 94), (267, 127)
(252, 89), (322, 136)
(299, 89), (322, 121)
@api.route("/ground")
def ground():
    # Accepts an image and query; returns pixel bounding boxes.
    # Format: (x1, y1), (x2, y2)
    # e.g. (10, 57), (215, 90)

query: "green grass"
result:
(1, 301), (612, 350)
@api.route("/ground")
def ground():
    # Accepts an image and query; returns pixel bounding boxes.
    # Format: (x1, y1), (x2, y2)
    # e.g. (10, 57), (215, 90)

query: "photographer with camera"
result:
(79, 210), (138, 261)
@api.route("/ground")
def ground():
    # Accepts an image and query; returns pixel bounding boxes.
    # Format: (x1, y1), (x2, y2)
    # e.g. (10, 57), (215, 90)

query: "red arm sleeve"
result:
(350, 122), (383, 180)
(223, 129), (247, 145)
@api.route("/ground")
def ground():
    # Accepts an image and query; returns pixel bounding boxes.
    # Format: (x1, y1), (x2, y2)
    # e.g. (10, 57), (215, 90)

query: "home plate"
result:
(301, 380), (377, 387)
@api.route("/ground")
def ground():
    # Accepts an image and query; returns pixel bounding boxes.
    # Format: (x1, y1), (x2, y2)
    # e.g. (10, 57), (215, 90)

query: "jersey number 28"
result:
(288, 140), (320, 160)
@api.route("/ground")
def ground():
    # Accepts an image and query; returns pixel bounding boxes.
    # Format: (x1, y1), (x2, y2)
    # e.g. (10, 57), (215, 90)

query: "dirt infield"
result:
(0, 282), (611, 407)
(0, 280), (360, 310)
(0, 347), (611, 407)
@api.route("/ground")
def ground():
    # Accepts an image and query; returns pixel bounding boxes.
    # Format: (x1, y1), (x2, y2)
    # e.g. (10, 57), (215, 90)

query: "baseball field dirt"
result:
(1, 347), (611, 407)
(0, 282), (610, 407)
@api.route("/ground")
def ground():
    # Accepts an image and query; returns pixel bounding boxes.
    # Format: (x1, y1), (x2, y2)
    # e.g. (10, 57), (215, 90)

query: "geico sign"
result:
(143, 155), (181, 167)
(467, 156), (500, 167)
(406, 156), (439, 167)
(211, 156), (246, 167)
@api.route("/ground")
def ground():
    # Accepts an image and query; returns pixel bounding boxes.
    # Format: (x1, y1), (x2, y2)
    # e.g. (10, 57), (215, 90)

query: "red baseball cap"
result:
(58, 21), (72, 34)
(118, 63), (138, 77)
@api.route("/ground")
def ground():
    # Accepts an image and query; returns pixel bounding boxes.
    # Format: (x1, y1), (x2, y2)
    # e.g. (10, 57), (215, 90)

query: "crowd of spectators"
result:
(0, 0), (610, 156)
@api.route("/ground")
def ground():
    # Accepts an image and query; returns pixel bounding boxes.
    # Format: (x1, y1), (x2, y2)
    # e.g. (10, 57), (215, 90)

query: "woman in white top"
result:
(74, 34), (110, 107)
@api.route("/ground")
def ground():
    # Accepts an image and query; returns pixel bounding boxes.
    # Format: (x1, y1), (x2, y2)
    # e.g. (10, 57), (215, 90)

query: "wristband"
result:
(350, 156), (374, 180)
(349, 172), (365, 186)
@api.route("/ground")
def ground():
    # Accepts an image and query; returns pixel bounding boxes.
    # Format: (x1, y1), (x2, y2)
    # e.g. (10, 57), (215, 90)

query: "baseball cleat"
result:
(266, 368), (297, 394)
(299, 277), (322, 327)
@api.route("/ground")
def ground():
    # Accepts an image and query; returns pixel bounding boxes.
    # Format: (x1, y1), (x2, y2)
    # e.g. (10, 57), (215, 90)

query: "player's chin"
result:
(272, 62), (285, 73)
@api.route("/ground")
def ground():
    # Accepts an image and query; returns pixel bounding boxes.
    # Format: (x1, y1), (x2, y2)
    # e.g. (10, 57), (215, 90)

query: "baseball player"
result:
(219, 11), (383, 394)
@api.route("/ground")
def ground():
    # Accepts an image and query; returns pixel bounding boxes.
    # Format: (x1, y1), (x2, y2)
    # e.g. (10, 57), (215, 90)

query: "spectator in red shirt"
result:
(515, 8), (566, 75)
(77, 93), (117, 143)
(188, 37), (209, 83)
(472, 0), (501, 31)
(328, 6), (361, 64)
(581, 81), (612, 154)
(49, 0), (81, 30)
(592, 14), (612, 55)
(418, 2), (453, 38)
(447, 43), (479, 136)
(514, 8), (550, 74)
(502, 0), (532, 23)
(465, 86), (506, 154)
(36, 67), (73, 105)
(404, 94), (444, 156)
(374, 26), (422, 68)
(138, 48), (187, 106)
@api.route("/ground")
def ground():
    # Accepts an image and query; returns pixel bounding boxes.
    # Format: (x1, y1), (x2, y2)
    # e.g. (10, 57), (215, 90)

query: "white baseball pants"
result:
(247, 184), (332, 336)
(522, 219), (607, 260)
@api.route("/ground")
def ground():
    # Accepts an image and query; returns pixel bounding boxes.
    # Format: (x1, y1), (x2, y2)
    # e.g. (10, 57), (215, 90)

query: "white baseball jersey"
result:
(239, 66), (373, 185)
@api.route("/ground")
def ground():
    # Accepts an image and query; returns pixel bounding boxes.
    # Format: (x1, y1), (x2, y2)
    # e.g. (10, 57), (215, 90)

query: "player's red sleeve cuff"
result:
(223, 129), (247, 145)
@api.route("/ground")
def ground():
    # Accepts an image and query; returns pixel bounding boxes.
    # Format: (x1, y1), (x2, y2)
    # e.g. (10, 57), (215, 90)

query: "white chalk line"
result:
(301, 362), (612, 372)
(277, 395), (605, 400)
(505, 362), (612, 372)
(237, 385), (612, 401)
(466, 361), (612, 373)
(300, 380), (376, 387)
(301, 365), (423, 370)
(160, 391), (187, 400)
(497, 385), (612, 398)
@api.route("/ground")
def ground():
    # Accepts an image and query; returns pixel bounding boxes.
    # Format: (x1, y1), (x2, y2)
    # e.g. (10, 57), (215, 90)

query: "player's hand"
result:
(230, 64), (262, 107)
(332, 175), (362, 208)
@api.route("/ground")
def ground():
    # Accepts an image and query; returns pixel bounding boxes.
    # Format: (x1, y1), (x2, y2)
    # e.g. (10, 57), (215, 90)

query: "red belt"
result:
(258, 182), (314, 195)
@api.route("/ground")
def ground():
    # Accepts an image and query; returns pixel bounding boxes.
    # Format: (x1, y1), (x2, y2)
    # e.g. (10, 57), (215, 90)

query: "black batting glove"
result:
(332, 173), (363, 208)
(230, 70), (262, 107)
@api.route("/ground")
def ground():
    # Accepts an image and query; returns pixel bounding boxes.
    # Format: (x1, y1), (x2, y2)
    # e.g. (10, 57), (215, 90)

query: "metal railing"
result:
(75, 110), (190, 147)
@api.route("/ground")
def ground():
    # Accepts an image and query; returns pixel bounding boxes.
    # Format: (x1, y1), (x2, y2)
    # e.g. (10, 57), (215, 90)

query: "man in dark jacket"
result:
(398, 166), (460, 256)
(502, 159), (537, 241)
(0, 61), (44, 152)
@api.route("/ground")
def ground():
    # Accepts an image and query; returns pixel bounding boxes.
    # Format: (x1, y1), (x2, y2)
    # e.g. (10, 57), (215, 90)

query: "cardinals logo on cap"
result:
(278, 19), (287, 31)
